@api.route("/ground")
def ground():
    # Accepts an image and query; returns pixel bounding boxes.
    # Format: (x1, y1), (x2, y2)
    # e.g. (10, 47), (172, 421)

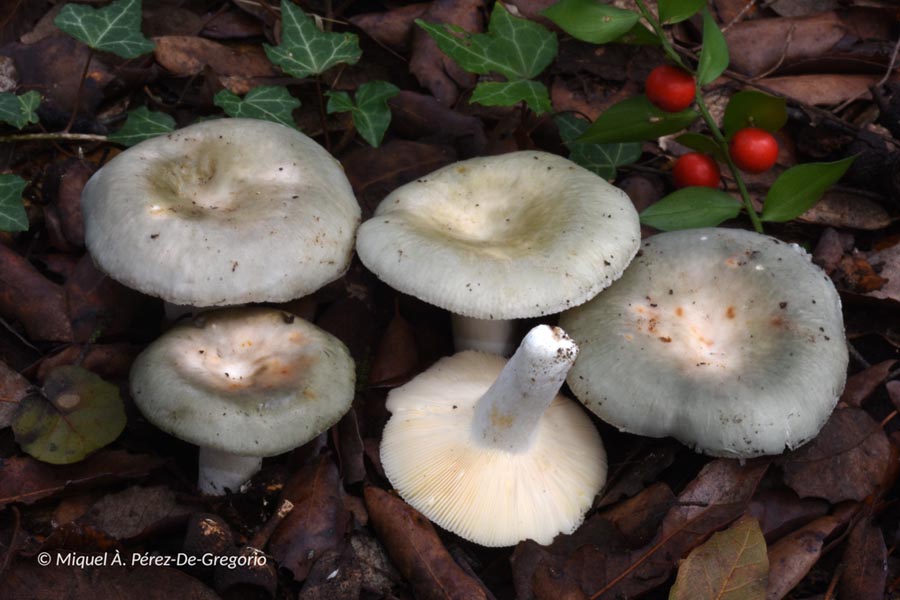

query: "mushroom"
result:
(130, 308), (355, 494)
(559, 228), (848, 458)
(355, 151), (640, 355)
(81, 118), (360, 310)
(380, 324), (606, 547)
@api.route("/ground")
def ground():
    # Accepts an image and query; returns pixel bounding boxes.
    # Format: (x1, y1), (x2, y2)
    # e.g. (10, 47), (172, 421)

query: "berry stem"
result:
(635, 0), (764, 234)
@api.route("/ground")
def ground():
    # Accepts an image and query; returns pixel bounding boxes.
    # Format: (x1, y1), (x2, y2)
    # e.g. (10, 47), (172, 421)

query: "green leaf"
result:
(669, 515), (768, 600)
(723, 90), (787, 136)
(556, 113), (641, 179)
(471, 80), (552, 113)
(0, 91), (41, 129)
(640, 187), (742, 231)
(543, 0), (639, 44)
(107, 107), (175, 146)
(578, 95), (699, 143)
(12, 366), (126, 465)
(416, 2), (557, 81)
(676, 132), (727, 162)
(0, 174), (28, 232)
(615, 22), (661, 46)
(658, 0), (707, 24)
(214, 86), (301, 129)
(54, 0), (155, 59)
(696, 9), (728, 85)
(326, 81), (400, 147)
(264, 0), (361, 79)
(761, 156), (856, 222)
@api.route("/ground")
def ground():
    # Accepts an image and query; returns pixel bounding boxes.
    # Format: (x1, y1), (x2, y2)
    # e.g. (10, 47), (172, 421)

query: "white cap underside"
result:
(82, 119), (360, 306)
(381, 351), (606, 547)
(561, 228), (848, 457)
(356, 151), (640, 319)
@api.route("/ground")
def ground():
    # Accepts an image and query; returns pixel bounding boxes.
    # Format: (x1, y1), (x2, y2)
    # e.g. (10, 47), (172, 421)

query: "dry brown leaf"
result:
(669, 515), (768, 600)
(335, 407), (366, 484)
(389, 90), (487, 155)
(368, 308), (419, 387)
(888, 381), (900, 412)
(268, 455), (349, 582)
(765, 515), (842, 599)
(364, 485), (488, 600)
(812, 228), (854, 275)
(759, 74), (879, 106)
(42, 159), (93, 248)
(153, 35), (277, 92)
(795, 189), (891, 231)
(779, 408), (893, 503)
(351, 4), (429, 50)
(0, 359), (29, 428)
(840, 360), (897, 407)
(0, 244), (73, 342)
(65, 254), (146, 342)
(839, 519), (887, 599)
(747, 488), (829, 542)
(79, 485), (191, 541)
(35, 343), (141, 382)
(409, 0), (484, 106)
(866, 242), (900, 303)
(0, 450), (163, 510)
(298, 531), (399, 600)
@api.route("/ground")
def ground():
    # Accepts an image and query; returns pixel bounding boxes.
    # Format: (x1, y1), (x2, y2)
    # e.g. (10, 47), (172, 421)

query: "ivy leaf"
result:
(0, 91), (41, 129)
(578, 95), (698, 144)
(658, 0), (707, 24)
(556, 113), (641, 179)
(761, 156), (856, 223)
(676, 132), (727, 163)
(470, 80), (551, 114)
(640, 187), (742, 231)
(12, 366), (126, 465)
(723, 90), (787, 136)
(214, 86), (301, 129)
(696, 9), (728, 85)
(54, 0), (155, 59)
(416, 2), (556, 111)
(326, 81), (399, 147)
(669, 515), (768, 600)
(264, 0), (361, 79)
(107, 107), (175, 147)
(543, 0), (639, 44)
(0, 174), (28, 232)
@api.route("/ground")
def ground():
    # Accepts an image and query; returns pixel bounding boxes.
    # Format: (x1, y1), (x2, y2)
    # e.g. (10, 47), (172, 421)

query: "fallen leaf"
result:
(765, 514), (841, 600)
(342, 139), (456, 216)
(0, 244), (73, 342)
(364, 485), (488, 600)
(268, 454), (349, 582)
(812, 227), (854, 275)
(201, 7), (264, 40)
(840, 360), (897, 407)
(779, 408), (893, 503)
(0, 450), (163, 509)
(0, 0), (50, 46)
(594, 482), (675, 549)
(747, 488), (829, 542)
(183, 513), (235, 558)
(596, 444), (678, 508)
(368, 308), (419, 387)
(759, 74), (880, 106)
(532, 561), (588, 600)
(36, 343), (141, 382)
(0, 359), (29, 428)
(3, 562), (218, 600)
(388, 90), (487, 155)
(888, 381), (900, 412)
(351, 4), (429, 50)
(298, 531), (399, 600)
(65, 253), (145, 342)
(839, 519), (887, 599)
(796, 189), (891, 231)
(669, 515), (768, 600)
(409, 0), (484, 106)
(867, 242), (900, 303)
(153, 35), (277, 81)
(335, 407), (366, 484)
(79, 484), (191, 540)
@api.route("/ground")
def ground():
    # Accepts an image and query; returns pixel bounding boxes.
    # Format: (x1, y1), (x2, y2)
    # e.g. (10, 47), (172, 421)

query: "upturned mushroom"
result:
(380, 324), (606, 547)
(130, 308), (355, 494)
(356, 151), (640, 355)
(81, 118), (360, 309)
(560, 228), (848, 457)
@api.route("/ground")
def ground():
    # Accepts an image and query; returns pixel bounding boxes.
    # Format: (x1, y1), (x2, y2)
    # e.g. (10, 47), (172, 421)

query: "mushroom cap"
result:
(560, 228), (848, 458)
(356, 151), (640, 319)
(380, 351), (606, 547)
(82, 118), (360, 306)
(130, 308), (355, 457)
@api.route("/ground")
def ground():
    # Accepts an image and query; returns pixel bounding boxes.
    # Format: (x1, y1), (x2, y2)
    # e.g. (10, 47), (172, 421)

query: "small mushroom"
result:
(356, 151), (640, 355)
(380, 324), (606, 547)
(130, 308), (355, 494)
(560, 228), (848, 457)
(81, 118), (360, 309)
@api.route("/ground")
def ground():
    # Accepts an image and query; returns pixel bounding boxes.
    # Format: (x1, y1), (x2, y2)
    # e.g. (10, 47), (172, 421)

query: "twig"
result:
(0, 133), (107, 144)
(721, 0), (757, 33)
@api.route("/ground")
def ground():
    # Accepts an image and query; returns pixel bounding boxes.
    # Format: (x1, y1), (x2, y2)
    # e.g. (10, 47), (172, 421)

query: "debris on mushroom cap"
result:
(380, 337), (606, 547)
(356, 151), (640, 320)
(560, 228), (848, 458)
(81, 118), (361, 306)
(129, 307), (355, 457)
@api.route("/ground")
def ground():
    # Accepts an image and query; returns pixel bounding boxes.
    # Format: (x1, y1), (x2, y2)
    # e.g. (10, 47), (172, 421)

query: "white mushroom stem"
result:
(451, 314), (516, 356)
(198, 447), (263, 495)
(470, 325), (579, 452)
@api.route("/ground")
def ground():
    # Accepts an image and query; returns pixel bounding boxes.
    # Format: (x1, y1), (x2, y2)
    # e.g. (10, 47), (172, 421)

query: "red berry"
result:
(672, 153), (721, 189)
(645, 65), (696, 112)
(729, 128), (779, 174)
